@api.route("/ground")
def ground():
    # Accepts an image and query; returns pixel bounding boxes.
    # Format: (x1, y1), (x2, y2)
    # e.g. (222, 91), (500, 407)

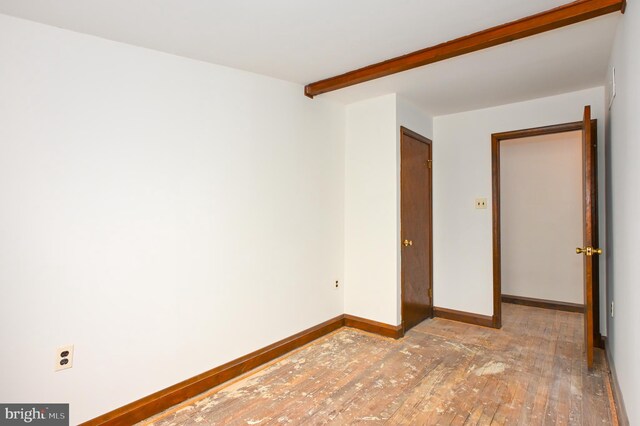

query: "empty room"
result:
(0, 1), (638, 425)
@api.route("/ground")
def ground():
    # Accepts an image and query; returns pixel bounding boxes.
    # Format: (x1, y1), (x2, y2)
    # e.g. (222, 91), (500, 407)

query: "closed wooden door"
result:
(400, 127), (433, 332)
(577, 105), (601, 369)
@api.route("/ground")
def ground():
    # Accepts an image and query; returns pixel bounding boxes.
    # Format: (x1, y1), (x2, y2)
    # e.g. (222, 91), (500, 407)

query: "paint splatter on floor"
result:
(473, 361), (506, 376)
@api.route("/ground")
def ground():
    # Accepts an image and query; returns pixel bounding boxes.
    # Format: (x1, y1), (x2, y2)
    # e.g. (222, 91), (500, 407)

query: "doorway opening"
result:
(491, 111), (603, 367)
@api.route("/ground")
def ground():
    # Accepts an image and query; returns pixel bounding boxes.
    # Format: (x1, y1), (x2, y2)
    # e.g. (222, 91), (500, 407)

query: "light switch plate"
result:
(475, 198), (487, 209)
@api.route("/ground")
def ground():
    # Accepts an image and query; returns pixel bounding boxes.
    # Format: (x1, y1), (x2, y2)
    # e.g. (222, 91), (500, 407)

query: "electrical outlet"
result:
(611, 301), (614, 318)
(475, 198), (487, 209)
(55, 345), (74, 372)
(335, 280), (339, 288)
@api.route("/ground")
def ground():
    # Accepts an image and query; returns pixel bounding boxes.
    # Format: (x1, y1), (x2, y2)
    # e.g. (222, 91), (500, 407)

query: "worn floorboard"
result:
(141, 304), (615, 425)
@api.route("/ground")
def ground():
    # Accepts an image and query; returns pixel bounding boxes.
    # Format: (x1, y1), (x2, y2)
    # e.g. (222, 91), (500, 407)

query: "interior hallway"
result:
(142, 304), (615, 425)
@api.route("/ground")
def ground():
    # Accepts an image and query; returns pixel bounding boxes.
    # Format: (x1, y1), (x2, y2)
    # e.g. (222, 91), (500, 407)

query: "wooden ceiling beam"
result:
(304, 0), (626, 98)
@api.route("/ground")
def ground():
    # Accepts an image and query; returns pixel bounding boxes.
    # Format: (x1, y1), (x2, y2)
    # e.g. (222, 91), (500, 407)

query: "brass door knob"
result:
(403, 239), (413, 247)
(576, 247), (603, 256)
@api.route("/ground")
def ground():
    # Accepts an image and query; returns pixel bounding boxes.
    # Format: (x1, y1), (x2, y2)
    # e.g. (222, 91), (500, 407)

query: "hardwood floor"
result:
(142, 304), (615, 425)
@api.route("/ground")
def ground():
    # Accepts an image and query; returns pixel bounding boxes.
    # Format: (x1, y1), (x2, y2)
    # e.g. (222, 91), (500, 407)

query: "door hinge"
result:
(426, 160), (432, 169)
(429, 287), (433, 298)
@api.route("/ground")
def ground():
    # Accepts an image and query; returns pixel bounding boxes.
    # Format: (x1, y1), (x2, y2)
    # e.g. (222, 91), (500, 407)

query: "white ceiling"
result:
(0, 0), (620, 115)
(324, 14), (620, 115)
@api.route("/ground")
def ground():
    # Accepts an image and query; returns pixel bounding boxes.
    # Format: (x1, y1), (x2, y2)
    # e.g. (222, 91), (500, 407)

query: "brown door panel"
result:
(581, 105), (597, 369)
(400, 127), (433, 332)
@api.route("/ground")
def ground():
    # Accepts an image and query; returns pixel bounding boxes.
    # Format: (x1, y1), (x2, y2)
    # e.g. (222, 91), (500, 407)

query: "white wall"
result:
(501, 132), (583, 304)
(344, 94), (398, 325)
(344, 94), (433, 326)
(605, 0), (640, 421)
(433, 87), (606, 323)
(0, 14), (345, 424)
(397, 96), (434, 140)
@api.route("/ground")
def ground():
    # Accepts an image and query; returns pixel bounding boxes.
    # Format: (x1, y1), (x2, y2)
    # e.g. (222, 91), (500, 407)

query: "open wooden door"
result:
(400, 127), (433, 333)
(577, 105), (601, 369)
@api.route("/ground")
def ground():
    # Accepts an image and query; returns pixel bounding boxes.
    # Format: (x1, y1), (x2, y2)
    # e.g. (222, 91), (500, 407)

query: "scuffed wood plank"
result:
(141, 304), (616, 426)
